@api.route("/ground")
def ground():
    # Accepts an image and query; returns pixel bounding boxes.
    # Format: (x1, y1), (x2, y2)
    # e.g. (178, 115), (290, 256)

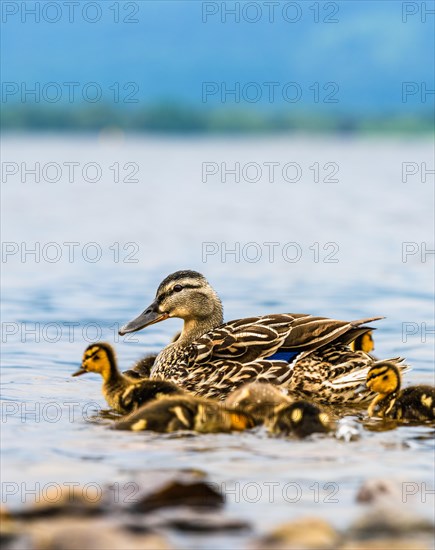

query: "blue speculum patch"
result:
(266, 350), (299, 363)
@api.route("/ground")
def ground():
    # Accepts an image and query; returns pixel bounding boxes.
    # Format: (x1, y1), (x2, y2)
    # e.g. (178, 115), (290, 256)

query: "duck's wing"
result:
(184, 359), (295, 399)
(192, 314), (383, 365)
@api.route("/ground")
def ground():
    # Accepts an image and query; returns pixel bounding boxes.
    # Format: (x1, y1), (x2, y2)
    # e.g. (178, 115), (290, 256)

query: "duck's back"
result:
(149, 313), (396, 403)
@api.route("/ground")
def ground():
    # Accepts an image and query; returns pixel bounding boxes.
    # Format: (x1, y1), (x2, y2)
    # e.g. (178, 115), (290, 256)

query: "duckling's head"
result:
(119, 270), (223, 339)
(350, 331), (375, 353)
(73, 343), (116, 381)
(366, 362), (402, 395)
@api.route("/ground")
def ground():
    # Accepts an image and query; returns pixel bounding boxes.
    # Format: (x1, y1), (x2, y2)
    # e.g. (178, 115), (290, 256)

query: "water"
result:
(1, 134), (434, 548)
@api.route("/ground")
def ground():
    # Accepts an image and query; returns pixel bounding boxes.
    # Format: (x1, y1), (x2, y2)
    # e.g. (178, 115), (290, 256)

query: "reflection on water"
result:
(1, 135), (434, 547)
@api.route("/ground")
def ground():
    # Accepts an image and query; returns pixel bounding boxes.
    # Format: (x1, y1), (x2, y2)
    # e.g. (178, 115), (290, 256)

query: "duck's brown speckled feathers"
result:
(114, 396), (254, 433)
(152, 316), (406, 403)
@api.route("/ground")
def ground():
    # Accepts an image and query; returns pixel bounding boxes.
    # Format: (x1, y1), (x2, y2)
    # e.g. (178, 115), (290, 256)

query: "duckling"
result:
(114, 396), (255, 433)
(349, 331), (375, 354)
(225, 382), (295, 424)
(122, 354), (157, 380)
(225, 382), (331, 437)
(72, 343), (185, 414)
(366, 362), (435, 421)
(266, 401), (332, 437)
(122, 332), (181, 379)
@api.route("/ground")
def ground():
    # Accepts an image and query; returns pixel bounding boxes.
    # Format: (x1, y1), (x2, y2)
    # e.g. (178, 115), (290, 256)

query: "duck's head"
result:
(119, 270), (223, 340)
(366, 362), (401, 395)
(72, 343), (116, 380)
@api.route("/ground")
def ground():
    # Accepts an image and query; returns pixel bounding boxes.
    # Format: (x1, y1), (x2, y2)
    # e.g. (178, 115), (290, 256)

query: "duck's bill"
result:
(72, 368), (87, 377)
(119, 302), (169, 335)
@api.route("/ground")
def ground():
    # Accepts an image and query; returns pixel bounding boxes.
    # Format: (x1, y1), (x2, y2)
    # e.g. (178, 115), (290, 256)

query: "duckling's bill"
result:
(119, 300), (169, 335)
(72, 367), (87, 377)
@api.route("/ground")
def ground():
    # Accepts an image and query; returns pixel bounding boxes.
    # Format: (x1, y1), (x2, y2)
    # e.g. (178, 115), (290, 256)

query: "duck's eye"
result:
(173, 285), (183, 292)
(382, 375), (389, 380)
(93, 355), (100, 361)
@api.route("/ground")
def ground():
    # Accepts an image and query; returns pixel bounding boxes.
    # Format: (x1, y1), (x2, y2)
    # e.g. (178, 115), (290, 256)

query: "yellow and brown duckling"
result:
(225, 382), (294, 425)
(73, 343), (185, 414)
(122, 332), (181, 379)
(267, 401), (332, 437)
(349, 331), (375, 355)
(122, 354), (157, 380)
(114, 395), (254, 434)
(225, 382), (331, 437)
(366, 362), (435, 421)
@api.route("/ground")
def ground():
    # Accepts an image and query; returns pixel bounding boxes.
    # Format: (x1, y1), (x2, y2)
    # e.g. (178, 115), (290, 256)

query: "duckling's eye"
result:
(93, 355), (100, 361)
(173, 285), (183, 292)
(383, 375), (388, 380)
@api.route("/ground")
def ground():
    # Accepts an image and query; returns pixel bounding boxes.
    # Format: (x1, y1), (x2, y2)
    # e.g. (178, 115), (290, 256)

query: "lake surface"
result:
(1, 134), (434, 548)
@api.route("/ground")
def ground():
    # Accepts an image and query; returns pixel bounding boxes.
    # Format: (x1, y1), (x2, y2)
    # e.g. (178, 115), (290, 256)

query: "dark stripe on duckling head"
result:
(367, 362), (401, 382)
(83, 345), (101, 359)
(367, 362), (402, 396)
(83, 342), (117, 371)
(366, 365), (390, 383)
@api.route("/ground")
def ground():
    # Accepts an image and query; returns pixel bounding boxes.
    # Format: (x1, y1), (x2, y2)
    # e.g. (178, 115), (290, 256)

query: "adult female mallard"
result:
(119, 270), (408, 403)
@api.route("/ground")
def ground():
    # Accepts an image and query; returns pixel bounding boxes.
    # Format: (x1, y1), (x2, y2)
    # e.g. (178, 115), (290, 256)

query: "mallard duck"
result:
(119, 270), (409, 403)
(114, 395), (254, 433)
(366, 362), (435, 421)
(267, 401), (331, 437)
(72, 343), (185, 414)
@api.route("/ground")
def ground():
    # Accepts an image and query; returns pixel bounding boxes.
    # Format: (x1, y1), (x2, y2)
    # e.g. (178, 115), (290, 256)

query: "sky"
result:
(2, 0), (434, 115)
